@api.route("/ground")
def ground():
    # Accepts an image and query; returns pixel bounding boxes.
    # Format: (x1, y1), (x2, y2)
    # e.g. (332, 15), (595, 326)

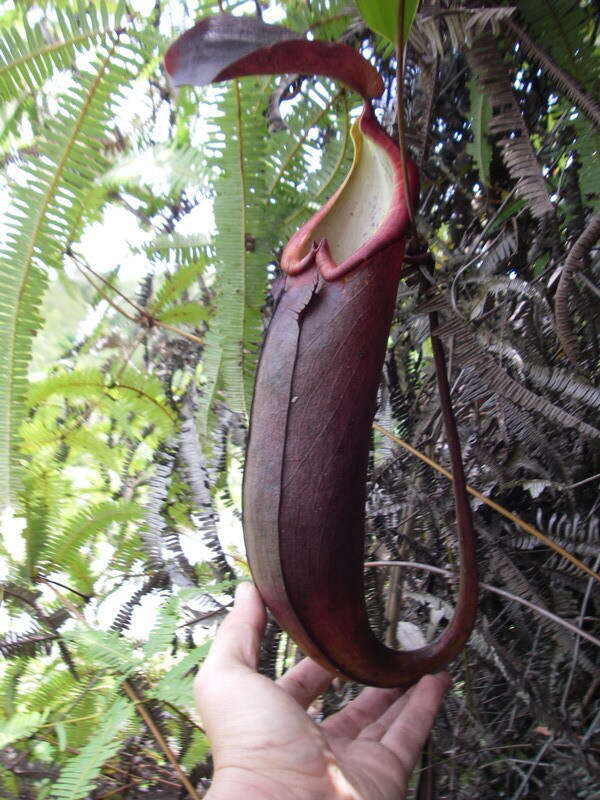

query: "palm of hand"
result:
(196, 584), (449, 800)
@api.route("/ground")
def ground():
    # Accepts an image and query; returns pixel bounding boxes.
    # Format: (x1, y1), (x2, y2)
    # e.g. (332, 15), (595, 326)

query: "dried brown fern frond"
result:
(425, 295), (600, 442)
(521, 364), (600, 411)
(467, 33), (553, 219)
(410, 6), (516, 57)
(554, 212), (600, 367)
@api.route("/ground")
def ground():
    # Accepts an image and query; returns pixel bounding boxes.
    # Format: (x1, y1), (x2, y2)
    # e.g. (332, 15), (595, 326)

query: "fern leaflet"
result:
(50, 695), (133, 800)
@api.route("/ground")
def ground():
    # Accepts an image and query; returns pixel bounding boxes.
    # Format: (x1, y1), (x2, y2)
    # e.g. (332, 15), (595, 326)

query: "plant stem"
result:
(396, 0), (415, 227)
(122, 680), (202, 800)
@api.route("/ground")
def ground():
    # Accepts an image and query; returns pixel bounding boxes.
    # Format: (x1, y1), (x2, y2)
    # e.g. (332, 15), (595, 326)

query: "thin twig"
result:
(96, 780), (138, 799)
(71, 257), (138, 322)
(562, 472), (600, 490)
(560, 552), (600, 715)
(510, 736), (553, 800)
(72, 251), (205, 345)
(365, 561), (600, 649)
(122, 681), (202, 800)
(39, 578), (87, 623)
(75, 254), (145, 314)
(157, 319), (203, 344)
(372, 422), (600, 585)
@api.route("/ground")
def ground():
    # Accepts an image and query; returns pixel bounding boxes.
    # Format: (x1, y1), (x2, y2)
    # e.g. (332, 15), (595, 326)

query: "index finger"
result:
(202, 582), (267, 672)
(381, 673), (450, 773)
(276, 657), (334, 709)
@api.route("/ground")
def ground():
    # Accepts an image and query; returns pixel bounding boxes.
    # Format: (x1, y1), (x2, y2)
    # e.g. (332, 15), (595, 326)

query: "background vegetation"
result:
(0, 0), (599, 797)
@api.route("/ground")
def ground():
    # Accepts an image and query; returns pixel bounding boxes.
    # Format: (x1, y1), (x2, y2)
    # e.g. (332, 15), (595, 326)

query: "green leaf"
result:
(484, 198), (526, 233)
(144, 594), (180, 659)
(144, 588), (210, 659)
(0, 710), (47, 748)
(64, 628), (140, 675)
(181, 728), (210, 770)
(27, 369), (106, 406)
(152, 644), (210, 706)
(517, 0), (600, 95)
(198, 79), (272, 430)
(466, 80), (492, 187)
(55, 722), (68, 752)
(355, 0), (419, 44)
(41, 500), (143, 577)
(0, 2), (126, 101)
(50, 695), (133, 800)
(148, 236), (208, 270)
(0, 28), (143, 509)
(572, 113), (600, 212)
(157, 302), (210, 327)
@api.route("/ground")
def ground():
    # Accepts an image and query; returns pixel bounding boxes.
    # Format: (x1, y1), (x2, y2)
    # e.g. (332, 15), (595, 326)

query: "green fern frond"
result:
(50, 695), (133, 800)
(101, 142), (205, 195)
(21, 469), (67, 578)
(0, 32), (144, 508)
(144, 594), (179, 659)
(62, 428), (122, 470)
(107, 368), (177, 437)
(0, 1), (126, 101)
(55, 680), (107, 750)
(0, 710), (47, 748)
(198, 78), (273, 430)
(25, 664), (78, 713)
(466, 79), (492, 187)
(28, 368), (106, 405)
(108, 529), (146, 572)
(148, 233), (208, 267)
(40, 499), (143, 577)
(157, 301), (209, 327)
(0, 658), (26, 717)
(28, 366), (175, 440)
(64, 627), (140, 674)
(572, 113), (600, 211)
(150, 258), (208, 311)
(284, 0), (352, 39)
(0, 767), (18, 799)
(21, 407), (121, 472)
(64, 549), (97, 596)
(152, 643), (210, 707)
(518, 0), (600, 93)
(181, 726), (210, 770)
(144, 587), (204, 658)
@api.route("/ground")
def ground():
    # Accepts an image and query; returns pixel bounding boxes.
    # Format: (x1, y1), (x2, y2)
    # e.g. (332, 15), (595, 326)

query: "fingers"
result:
(380, 673), (450, 773)
(201, 582), (267, 673)
(276, 657), (334, 709)
(357, 688), (414, 741)
(322, 687), (403, 738)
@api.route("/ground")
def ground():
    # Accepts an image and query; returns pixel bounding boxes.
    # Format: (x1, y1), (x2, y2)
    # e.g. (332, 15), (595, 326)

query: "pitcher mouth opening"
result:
(281, 102), (418, 282)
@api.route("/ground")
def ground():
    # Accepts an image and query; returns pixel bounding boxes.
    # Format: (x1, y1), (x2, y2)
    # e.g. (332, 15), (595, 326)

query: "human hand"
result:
(195, 582), (450, 800)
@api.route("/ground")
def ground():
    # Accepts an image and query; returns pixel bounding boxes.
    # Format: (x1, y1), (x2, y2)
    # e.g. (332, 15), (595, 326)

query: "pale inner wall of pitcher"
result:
(309, 132), (395, 264)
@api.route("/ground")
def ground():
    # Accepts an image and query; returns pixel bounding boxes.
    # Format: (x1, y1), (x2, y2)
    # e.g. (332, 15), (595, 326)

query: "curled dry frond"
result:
(425, 295), (600, 442)
(554, 213), (600, 367)
(467, 33), (553, 219)
(410, 7), (516, 57)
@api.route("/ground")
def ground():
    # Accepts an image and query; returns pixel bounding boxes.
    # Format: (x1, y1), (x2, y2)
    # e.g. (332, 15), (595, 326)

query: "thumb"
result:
(202, 582), (267, 672)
